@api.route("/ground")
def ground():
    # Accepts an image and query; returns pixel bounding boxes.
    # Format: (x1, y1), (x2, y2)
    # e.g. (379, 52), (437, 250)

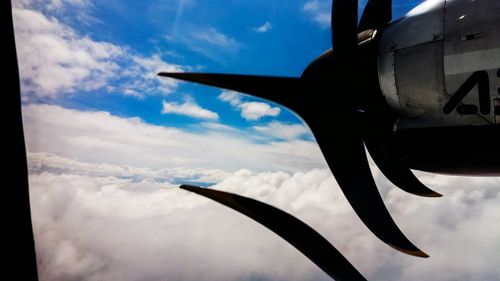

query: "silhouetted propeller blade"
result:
(364, 139), (442, 197)
(305, 116), (428, 258)
(161, 0), (430, 258)
(358, 0), (392, 31)
(180, 184), (367, 281)
(359, 111), (442, 197)
(332, 0), (358, 54)
(158, 72), (301, 110)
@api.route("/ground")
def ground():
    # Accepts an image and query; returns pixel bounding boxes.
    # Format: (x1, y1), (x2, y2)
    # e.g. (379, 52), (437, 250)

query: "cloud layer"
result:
(28, 151), (230, 184)
(23, 104), (325, 173)
(29, 162), (500, 281)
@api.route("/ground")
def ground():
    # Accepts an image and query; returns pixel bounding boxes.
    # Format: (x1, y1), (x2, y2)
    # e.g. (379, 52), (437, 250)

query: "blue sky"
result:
(14, 1), (500, 281)
(17, 0), (422, 137)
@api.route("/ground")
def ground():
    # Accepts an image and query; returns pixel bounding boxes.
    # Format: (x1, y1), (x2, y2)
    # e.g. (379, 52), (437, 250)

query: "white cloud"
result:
(13, 8), (123, 98)
(17, 1), (500, 280)
(12, 0), (90, 9)
(30, 169), (338, 281)
(28, 162), (500, 281)
(121, 54), (184, 97)
(254, 121), (311, 140)
(29, 151), (162, 180)
(201, 122), (240, 132)
(46, 0), (90, 10)
(239, 101), (281, 120)
(218, 90), (243, 107)
(192, 27), (240, 48)
(27, 151), (230, 184)
(218, 90), (281, 121)
(12, 0), (34, 8)
(22, 103), (325, 173)
(254, 22), (272, 33)
(122, 88), (144, 98)
(166, 26), (241, 61)
(161, 97), (219, 120)
(303, 0), (331, 27)
(13, 5), (183, 99)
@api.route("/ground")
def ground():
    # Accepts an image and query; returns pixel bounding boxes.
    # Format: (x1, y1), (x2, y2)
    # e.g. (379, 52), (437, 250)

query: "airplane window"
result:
(14, 0), (500, 280)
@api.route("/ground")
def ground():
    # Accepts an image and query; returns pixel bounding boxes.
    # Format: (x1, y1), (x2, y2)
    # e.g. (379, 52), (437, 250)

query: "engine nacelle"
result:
(378, 0), (500, 129)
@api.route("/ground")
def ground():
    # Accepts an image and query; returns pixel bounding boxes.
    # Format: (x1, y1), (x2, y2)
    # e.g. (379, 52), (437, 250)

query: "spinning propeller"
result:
(161, 0), (442, 279)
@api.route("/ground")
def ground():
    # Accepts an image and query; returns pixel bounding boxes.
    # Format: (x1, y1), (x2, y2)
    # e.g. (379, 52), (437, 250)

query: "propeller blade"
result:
(364, 138), (442, 197)
(158, 72), (301, 110)
(332, 0), (358, 54)
(303, 113), (428, 258)
(358, 110), (442, 197)
(358, 0), (392, 31)
(160, 32), (427, 257)
(180, 184), (367, 281)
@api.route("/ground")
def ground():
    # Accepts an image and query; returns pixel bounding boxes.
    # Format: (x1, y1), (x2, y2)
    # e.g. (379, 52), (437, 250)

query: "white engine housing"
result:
(378, 0), (500, 129)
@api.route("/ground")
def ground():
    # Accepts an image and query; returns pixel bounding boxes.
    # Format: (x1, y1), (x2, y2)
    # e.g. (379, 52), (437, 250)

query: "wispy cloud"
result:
(122, 54), (184, 97)
(218, 90), (281, 121)
(191, 27), (240, 48)
(13, 0), (91, 9)
(253, 22), (272, 33)
(162, 96), (219, 120)
(166, 26), (242, 62)
(303, 0), (331, 27)
(201, 122), (240, 132)
(218, 90), (243, 106)
(46, 0), (90, 10)
(254, 121), (310, 140)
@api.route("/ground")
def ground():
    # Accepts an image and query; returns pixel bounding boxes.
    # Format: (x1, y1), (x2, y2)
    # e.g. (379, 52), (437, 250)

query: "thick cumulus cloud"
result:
(29, 163), (500, 281)
(23, 104), (325, 172)
(30, 171), (330, 281)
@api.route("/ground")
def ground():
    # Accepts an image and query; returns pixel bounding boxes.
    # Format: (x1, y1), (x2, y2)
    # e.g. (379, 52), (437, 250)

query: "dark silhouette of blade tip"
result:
(420, 192), (443, 198)
(158, 72), (180, 77)
(181, 184), (204, 191)
(389, 244), (430, 258)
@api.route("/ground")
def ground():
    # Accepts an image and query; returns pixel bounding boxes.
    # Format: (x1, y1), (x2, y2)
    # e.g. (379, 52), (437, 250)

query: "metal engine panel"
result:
(378, 0), (500, 129)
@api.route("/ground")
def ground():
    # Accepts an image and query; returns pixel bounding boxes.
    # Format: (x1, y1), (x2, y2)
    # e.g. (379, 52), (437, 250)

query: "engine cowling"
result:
(378, 0), (500, 129)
